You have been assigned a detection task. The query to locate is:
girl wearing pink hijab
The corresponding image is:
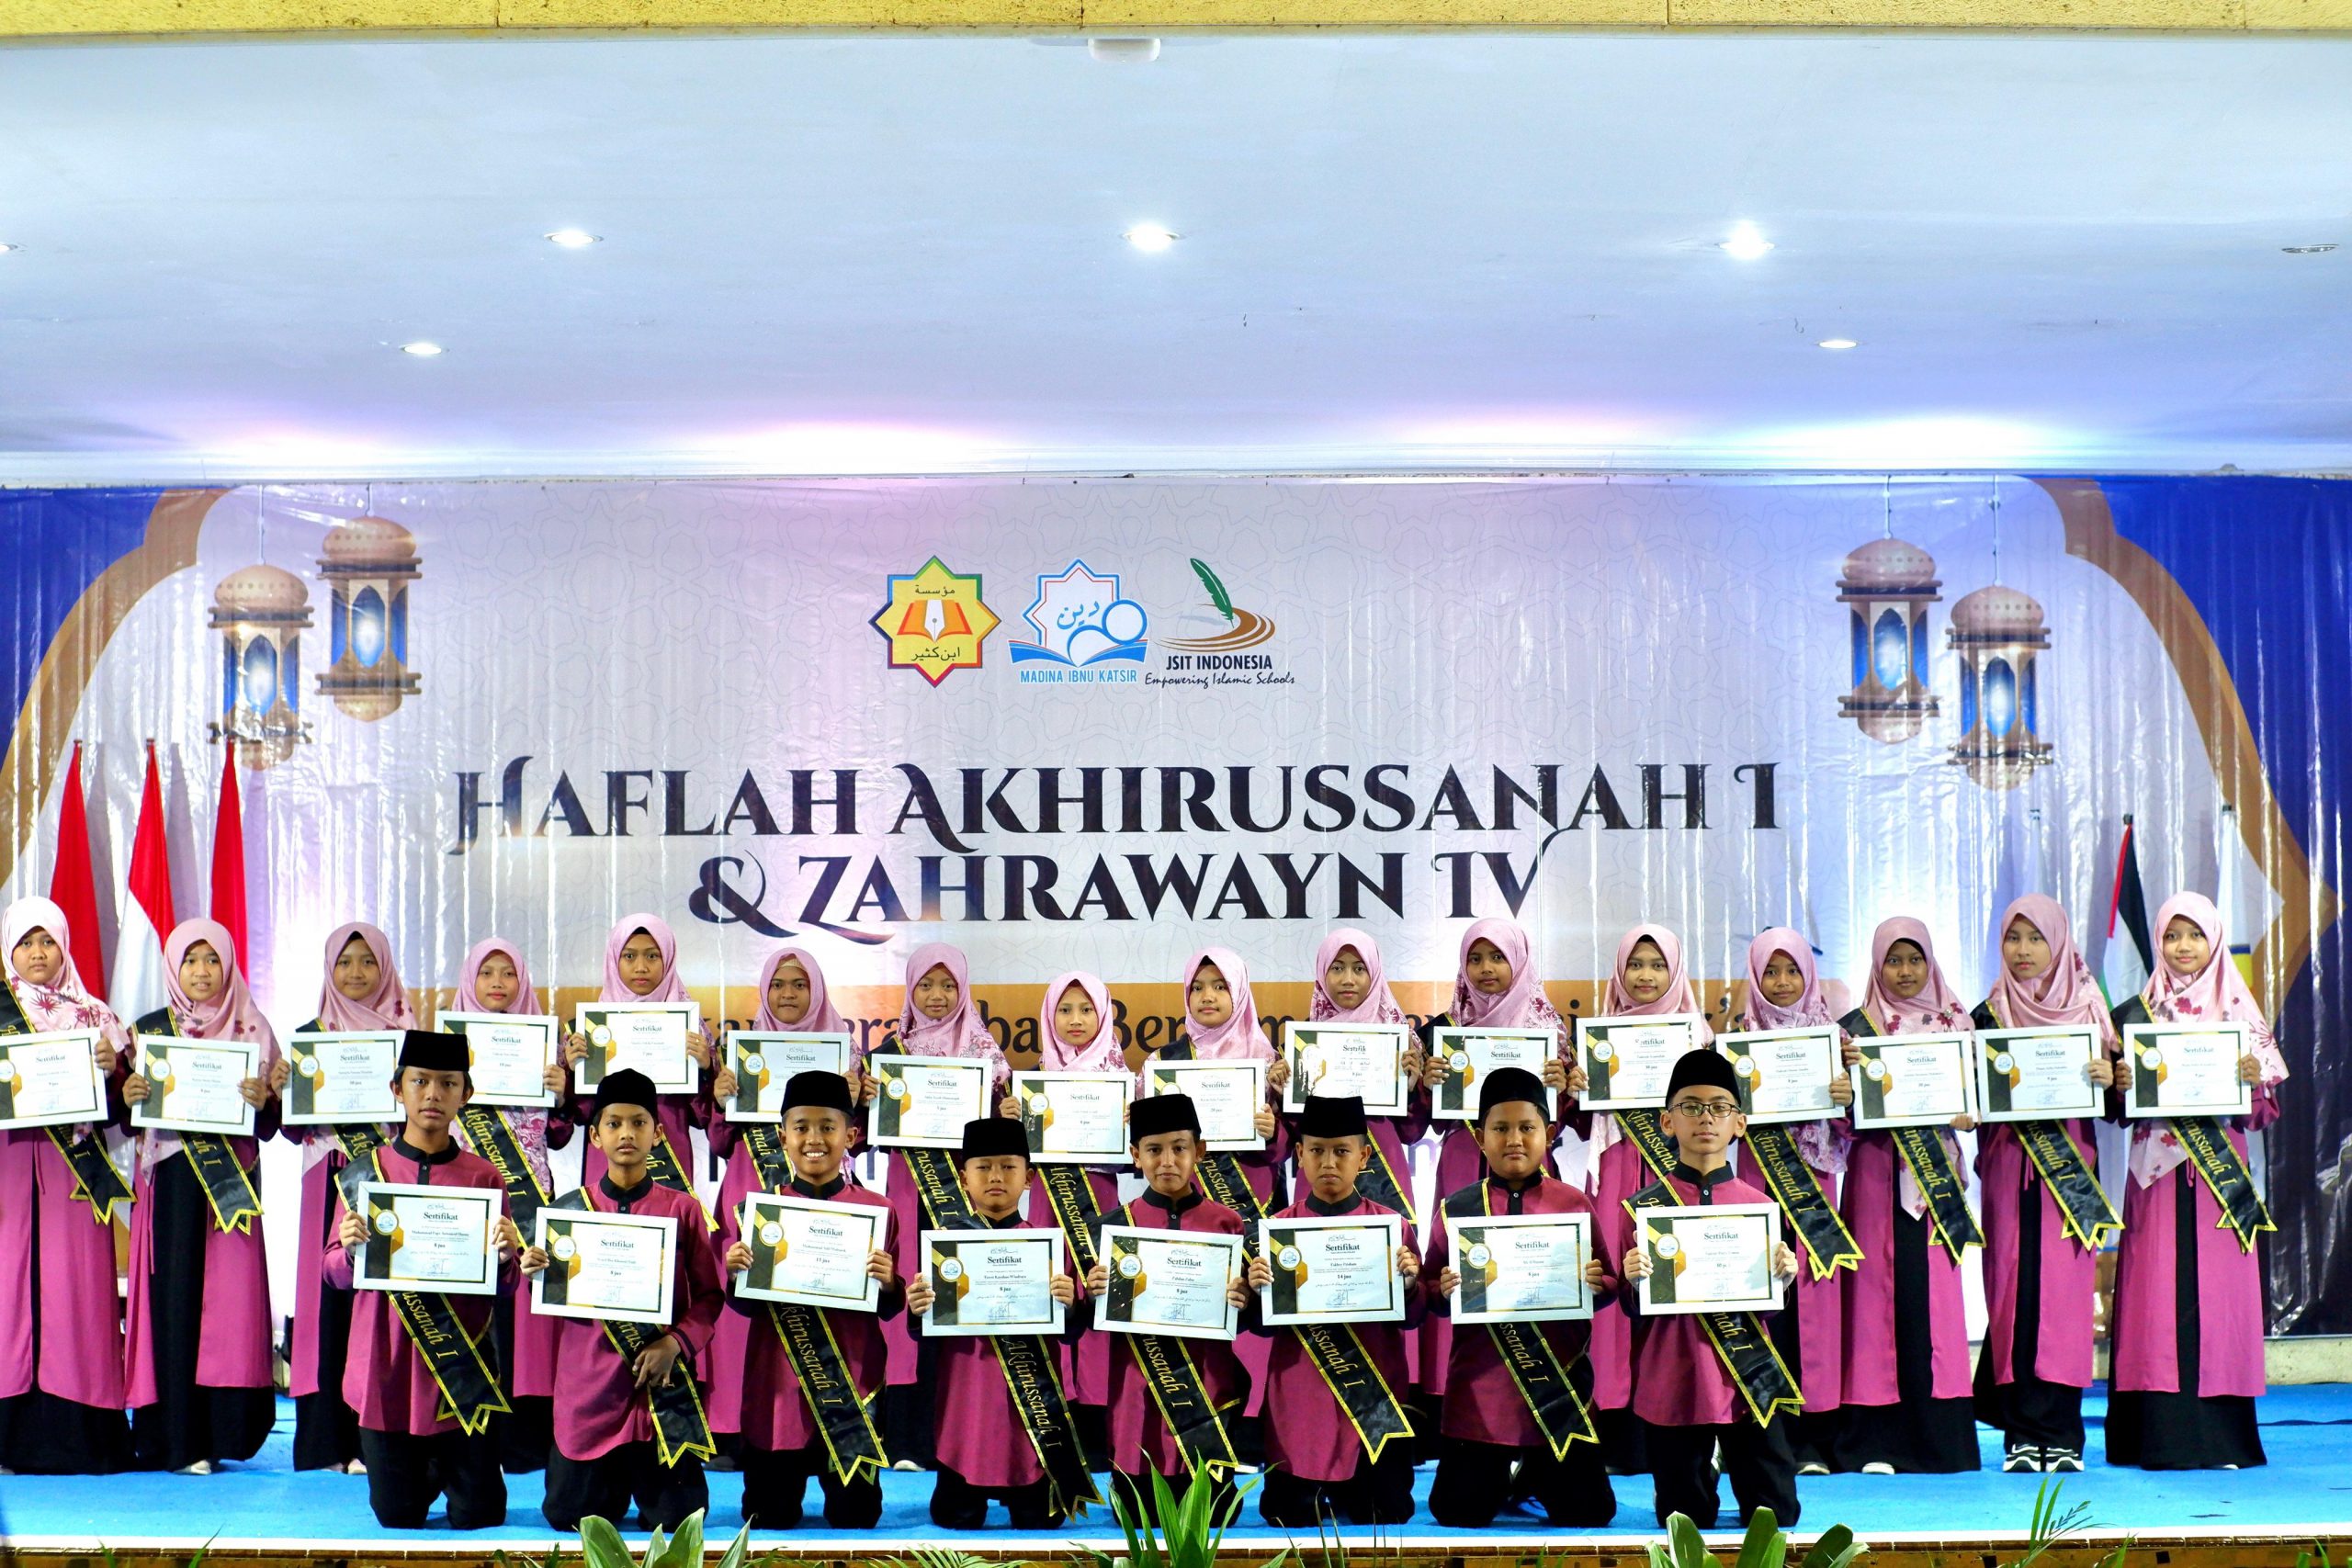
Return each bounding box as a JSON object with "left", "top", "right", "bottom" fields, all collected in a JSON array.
[
  {"left": 287, "top": 920, "right": 413, "bottom": 1472},
  {"left": 1731, "top": 927, "right": 1856, "bottom": 1475},
  {"left": 1831, "top": 917, "right": 1981, "bottom": 1474},
  {"left": 449, "top": 936, "right": 572, "bottom": 1471},
  {"left": 707, "top": 945, "right": 859, "bottom": 1442},
  {"left": 565, "top": 914, "right": 716, "bottom": 1202},
  {"left": 2105, "top": 892, "right": 2286, "bottom": 1471},
  {"left": 122, "top": 918, "right": 283, "bottom": 1475},
  {"left": 0, "top": 897, "right": 133, "bottom": 1474},
  {"left": 1585, "top": 924, "right": 1711, "bottom": 1440},
  {"left": 1298, "top": 929, "right": 1429, "bottom": 1224},
  {"left": 1967, "top": 897, "right": 2120, "bottom": 1473}
]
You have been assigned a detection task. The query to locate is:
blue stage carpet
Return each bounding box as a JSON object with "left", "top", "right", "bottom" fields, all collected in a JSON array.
[{"left": 6, "top": 1386, "right": 2351, "bottom": 1547}]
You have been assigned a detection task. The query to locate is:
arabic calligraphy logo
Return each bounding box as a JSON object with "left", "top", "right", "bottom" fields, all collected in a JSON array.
[
  {"left": 1011, "top": 558, "right": 1148, "bottom": 668},
  {"left": 1159, "top": 557, "right": 1275, "bottom": 652},
  {"left": 870, "top": 557, "right": 1000, "bottom": 686}
]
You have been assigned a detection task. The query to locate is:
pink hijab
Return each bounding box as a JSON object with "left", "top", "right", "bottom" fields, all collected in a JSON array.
[
  {"left": 1039, "top": 970, "right": 1125, "bottom": 1072},
  {"left": 455, "top": 936, "right": 542, "bottom": 1015},
  {"left": 1308, "top": 928, "right": 1407, "bottom": 1023},
  {"left": 5, "top": 896, "right": 129, "bottom": 1045},
  {"left": 1986, "top": 895, "right": 2117, "bottom": 1049},
  {"left": 1452, "top": 918, "right": 1566, "bottom": 1043},
  {"left": 1738, "top": 927, "right": 1849, "bottom": 1176},
  {"left": 602, "top": 914, "right": 690, "bottom": 1003},
  {"left": 1860, "top": 917, "right": 1972, "bottom": 1036},
  {"left": 315, "top": 921, "right": 414, "bottom": 1032},
  {"left": 755, "top": 946, "right": 851, "bottom": 1036},
  {"left": 2132, "top": 892, "right": 2288, "bottom": 1186},
  {"left": 1601, "top": 924, "right": 1713, "bottom": 1042},
  {"left": 1181, "top": 946, "right": 1268, "bottom": 1060},
  {"left": 895, "top": 944, "right": 1005, "bottom": 1085}
]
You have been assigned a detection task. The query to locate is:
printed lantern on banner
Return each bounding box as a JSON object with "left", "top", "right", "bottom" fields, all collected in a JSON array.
[
  {"left": 1836, "top": 536, "right": 1942, "bottom": 743},
  {"left": 207, "top": 564, "right": 312, "bottom": 767},
  {"left": 315, "top": 516, "right": 423, "bottom": 721},
  {"left": 1948, "top": 583, "right": 2053, "bottom": 788}
]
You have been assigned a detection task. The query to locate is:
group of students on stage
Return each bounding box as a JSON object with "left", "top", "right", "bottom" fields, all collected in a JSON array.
[{"left": 0, "top": 891, "right": 2288, "bottom": 1536}]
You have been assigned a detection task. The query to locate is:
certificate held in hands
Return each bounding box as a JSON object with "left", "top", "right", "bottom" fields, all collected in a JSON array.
[
  {"left": 353, "top": 1182, "right": 502, "bottom": 1296},
  {"left": 131, "top": 1034, "right": 260, "bottom": 1137},
  {"left": 1095, "top": 1224, "right": 1244, "bottom": 1341},
  {"left": 1635, "top": 1202, "right": 1783, "bottom": 1315},
  {"left": 0, "top": 1031, "right": 108, "bottom": 1132},
  {"left": 1975, "top": 1026, "right": 2106, "bottom": 1122},
  {"left": 1430, "top": 1027, "right": 1559, "bottom": 1120},
  {"left": 867, "top": 1054, "right": 994, "bottom": 1149},
  {"left": 1714, "top": 1025, "right": 1843, "bottom": 1124},
  {"left": 2124, "top": 1021, "right": 2254, "bottom": 1120},
  {"left": 439, "top": 1012, "right": 560, "bottom": 1108},
  {"left": 923, "top": 1228, "right": 1065, "bottom": 1335},
  {"left": 572, "top": 1002, "right": 700, "bottom": 1095},
  {"left": 1280, "top": 1023, "right": 1411, "bottom": 1116},
  {"left": 1850, "top": 1033, "right": 1975, "bottom": 1129},
  {"left": 1450, "top": 1212, "right": 1594, "bottom": 1324},
  {"left": 725, "top": 1032, "right": 853, "bottom": 1122},
  {"left": 1261, "top": 1213, "right": 1406, "bottom": 1325},
  {"left": 737, "top": 1191, "right": 887, "bottom": 1311},
  {"left": 1141, "top": 1059, "right": 1265, "bottom": 1152},
  {"left": 1577, "top": 1015, "right": 1703, "bottom": 1111},
  {"left": 1010, "top": 1071, "right": 1132, "bottom": 1162},
  {"left": 283, "top": 1031, "right": 405, "bottom": 1125},
  {"left": 533, "top": 1208, "right": 678, "bottom": 1325}
]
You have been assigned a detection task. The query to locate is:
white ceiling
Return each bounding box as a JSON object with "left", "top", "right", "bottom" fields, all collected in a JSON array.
[{"left": 2, "top": 28, "right": 2348, "bottom": 480}]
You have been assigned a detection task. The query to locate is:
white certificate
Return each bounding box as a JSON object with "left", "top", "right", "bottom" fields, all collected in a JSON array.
[
  {"left": 1450, "top": 1212, "right": 1594, "bottom": 1324},
  {"left": 533, "top": 1207, "right": 678, "bottom": 1325},
  {"left": 440, "top": 1012, "right": 560, "bottom": 1108},
  {"left": 736, "top": 1191, "right": 887, "bottom": 1311},
  {"left": 1011, "top": 1071, "right": 1133, "bottom": 1163},
  {"left": 572, "top": 1002, "right": 700, "bottom": 1095},
  {"left": 922, "top": 1227, "right": 1065, "bottom": 1336},
  {"left": 1634, "top": 1201, "right": 1784, "bottom": 1316},
  {"left": 1280, "top": 1022, "right": 1412, "bottom": 1117},
  {"left": 1850, "top": 1032, "right": 1976, "bottom": 1129},
  {"left": 1094, "top": 1224, "right": 1243, "bottom": 1341},
  {"left": 2124, "top": 1022, "right": 2255, "bottom": 1120},
  {"left": 283, "top": 1031, "right": 405, "bottom": 1126},
  {"left": 1975, "top": 1026, "right": 2107, "bottom": 1122},
  {"left": 867, "top": 1054, "right": 994, "bottom": 1149},
  {"left": 1715, "top": 1025, "right": 1844, "bottom": 1125},
  {"left": 0, "top": 1030, "right": 108, "bottom": 1132},
  {"left": 352, "top": 1181, "right": 502, "bottom": 1297},
  {"left": 1577, "top": 1014, "right": 1705, "bottom": 1111},
  {"left": 1141, "top": 1058, "right": 1266, "bottom": 1152},
  {"left": 1261, "top": 1213, "right": 1406, "bottom": 1325},
  {"left": 1430, "top": 1027, "right": 1560, "bottom": 1121},
  {"left": 724, "top": 1032, "right": 854, "bottom": 1122},
  {"left": 131, "top": 1034, "right": 258, "bottom": 1136}
]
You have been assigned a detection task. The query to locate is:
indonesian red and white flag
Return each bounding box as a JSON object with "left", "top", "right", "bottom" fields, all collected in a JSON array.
[{"left": 111, "top": 742, "right": 180, "bottom": 1021}]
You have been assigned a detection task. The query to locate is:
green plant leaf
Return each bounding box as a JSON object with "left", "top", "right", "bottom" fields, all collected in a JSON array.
[
  {"left": 1668, "top": 1513, "right": 1718, "bottom": 1568},
  {"left": 578, "top": 1515, "right": 635, "bottom": 1568},
  {"left": 647, "top": 1511, "right": 703, "bottom": 1568},
  {"left": 1734, "top": 1508, "right": 1786, "bottom": 1568},
  {"left": 708, "top": 1522, "right": 753, "bottom": 1568},
  {"left": 1795, "top": 1524, "right": 1860, "bottom": 1568}
]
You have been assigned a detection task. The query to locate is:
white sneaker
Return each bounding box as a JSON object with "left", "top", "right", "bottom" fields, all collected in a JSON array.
[
  {"left": 345, "top": 1459, "right": 369, "bottom": 1475},
  {"left": 2043, "top": 1449, "right": 2083, "bottom": 1473},
  {"left": 175, "top": 1460, "right": 216, "bottom": 1476},
  {"left": 1798, "top": 1461, "right": 1831, "bottom": 1476},
  {"left": 1860, "top": 1461, "right": 1896, "bottom": 1475}
]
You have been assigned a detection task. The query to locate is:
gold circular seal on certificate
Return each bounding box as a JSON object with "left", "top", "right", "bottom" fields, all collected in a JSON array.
[
  {"left": 0, "top": 1063, "right": 17, "bottom": 1086},
  {"left": 742, "top": 1053, "right": 765, "bottom": 1075},
  {"left": 1655, "top": 1234, "right": 1681, "bottom": 1258},
  {"left": 1028, "top": 1093, "right": 1051, "bottom": 1114},
  {"left": 2139, "top": 1046, "right": 2165, "bottom": 1069},
  {"left": 887, "top": 1078, "right": 910, "bottom": 1100},
  {"left": 1591, "top": 1042, "right": 1617, "bottom": 1064},
  {"left": 1992, "top": 1052, "right": 2017, "bottom": 1074},
  {"left": 1447, "top": 1050, "right": 1470, "bottom": 1071},
  {"left": 1276, "top": 1245, "right": 1302, "bottom": 1269},
  {"left": 375, "top": 1209, "right": 399, "bottom": 1235},
  {"left": 1734, "top": 1055, "right": 1757, "bottom": 1077},
  {"left": 1465, "top": 1243, "right": 1491, "bottom": 1269},
  {"left": 591, "top": 1026, "right": 613, "bottom": 1046},
  {"left": 1864, "top": 1059, "right": 1890, "bottom": 1081},
  {"left": 297, "top": 1055, "right": 320, "bottom": 1077},
  {"left": 552, "top": 1235, "right": 578, "bottom": 1260},
  {"left": 759, "top": 1222, "right": 784, "bottom": 1247},
  {"left": 939, "top": 1258, "right": 966, "bottom": 1281},
  {"left": 1117, "top": 1253, "right": 1143, "bottom": 1279}
]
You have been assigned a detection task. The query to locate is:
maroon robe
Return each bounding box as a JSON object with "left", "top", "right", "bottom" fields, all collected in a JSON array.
[
  {"left": 322, "top": 1139, "right": 517, "bottom": 1435},
  {"left": 547, "top": 1175, "right": 724, "bottom": 1461},
  {"left": 1586, "top": 1134, "right": 1649, "bottom": 1410},
  {"left": 1425, "top": 1172, "right": 1615, "bottom": 1448},
  {"left": 1255, "top": 1191, "right": 1423, "bottom": 1483},
  {"left": 1, "top": 1125, "right": 130, "bottom": 1415},
  {"left": 1085, "top": 1188, "right": 1249, "bottom": 1477},
  {"left": 913, "top": 1208, "right": 1075, "bottom": 1487},
  {"left": 727, "top": 1172, "right": 899, "bottom": 1453},
  {"left": 1975, "top": 1118, "right": 2100, "bottom": 1388},
  {"left": 1609, "top": 1162, "right": 1776, "bottom": 1427}
]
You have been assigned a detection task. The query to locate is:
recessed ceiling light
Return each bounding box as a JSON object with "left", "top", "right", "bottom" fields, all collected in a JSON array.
[
  {"left": 1088, "top": 37, "right": 1159, "bottom": 62},
  {"left": 400, "top": 341, "right": 445, "bottom": 357},
  {"left": 1719, "top": 223, "right": 1774, "bottom": 261},
  {"left": 1818, "top": 338, "right": 1858, "bottom": 351},
  {"left": 1125, "top": 224, "right": 1178, "bottom": 253},
  {"left": 544, "top": 229, "right": 602, "bottom": 248},
  {"left": 2282, "top": 243, "right": 2338, "bottom": 254},
  {"left": 0, "top": 243, "right": 20, "bottom": 254}
]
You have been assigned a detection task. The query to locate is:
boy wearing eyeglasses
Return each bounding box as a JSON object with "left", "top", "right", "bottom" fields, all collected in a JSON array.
[{"left": 1616, "top": 1050, "right": 1804, "bottom": 1529}]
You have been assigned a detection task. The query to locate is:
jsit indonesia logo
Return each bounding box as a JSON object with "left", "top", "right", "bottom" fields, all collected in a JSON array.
[
  {"left": 1009, "top": 558, "right": 1148, "bottom": 684},
  {"left": 1151, "top": 558, "right": 1291, "bottom": 689}
]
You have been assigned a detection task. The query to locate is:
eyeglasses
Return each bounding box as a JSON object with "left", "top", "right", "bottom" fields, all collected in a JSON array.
[{"left": 1669, "top": 1100, "right": 1742, "bottom": 1121}]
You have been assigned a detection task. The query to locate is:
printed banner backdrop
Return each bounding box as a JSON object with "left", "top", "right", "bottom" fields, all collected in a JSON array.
[{"left": 0, "top": 474, "right": 2343, "bottom": 1332}]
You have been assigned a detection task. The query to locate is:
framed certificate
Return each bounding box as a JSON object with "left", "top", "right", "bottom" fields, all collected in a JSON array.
[
  {"left": 1095, "top": 1224, "right": 1243, "bottom": 1341},
  {"left": 1849, "top": 1033, "right": 1976, "bottom": 1130},
  {"left": 1261, "top": 1213, "right": 1406, "bottom": 1325},
  {"left": 1450, "top": 1211, "right": 1594, "bottom": 1324},
  {"left": 724, "top": 1032, "right": 854, "bottom": 1122},
  {"left": 2123, "top": 1022, "right": 2254, "bottom": 1121},
  {"left": 1577, "top": 1014, "right": 1704, "bottom": 1111},
  {"left": 131, "top": 1034, "right": 259, "bottom": 1137},
  {"left": 440, "top": 1012, "right": 560, "bottom": 1108},
  {"left": 736, "top": 1191, "right": 887, "bottom": 1311},
  {"left": 867, "top": 1055, "right": 995, "bottom": 1149},
  {"left": 922, "top": 1227, "right": 1066, "bottom": 1336},
  {"left": 0, "top": 1030, "right": 108, "bottom": 1132},
  {"left": 572, "top": 1002, "right": 700, "bottom": 1095},
  {"left": 1430, "top": 1027, "right": 1559, "bottom": 1120},
  {"left": 1975, "top": 1026, "right": 2107, "bottom": 1122},
  {"left": 1280, "top": 1022, "right": 1412, "bottom": 1117},
  {"left": 1635, "top": 1201, "right": 1783, "bottom": 1316},
  {"left": 533, "top": 1207, "right": 678, "bottom": 1325},
  {"left": 352, "top": 1181, "right": 502, "bottom": 1297},
  {"left": 1011, "top": 1070, "right": 1133, "bottom": 1163},
  {"left": 1715, "top": 1025, "right": 1843, "bottom": 1125},
  {"left": 1141, "top": 1059, "right": 1265, "bottom": 1152},
  {"left": 283, "top": 1031, "right": 405, "bottom": 1126}
]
